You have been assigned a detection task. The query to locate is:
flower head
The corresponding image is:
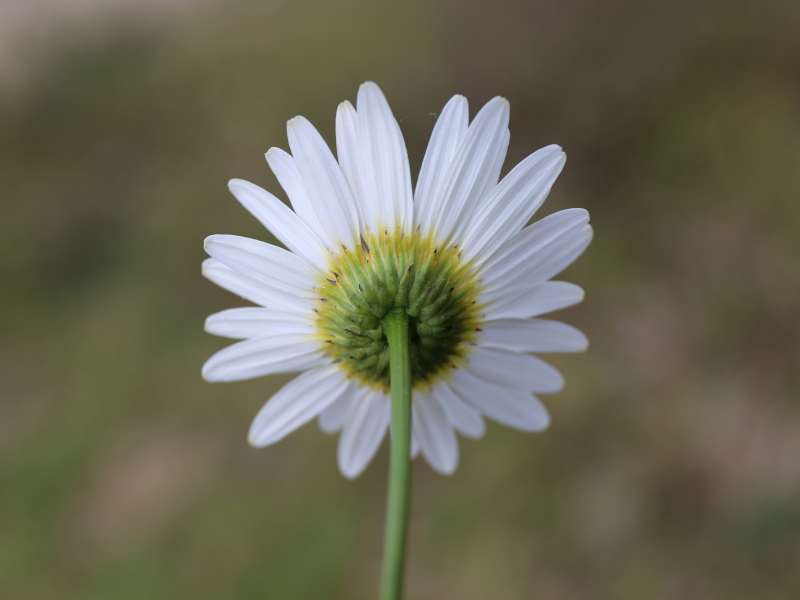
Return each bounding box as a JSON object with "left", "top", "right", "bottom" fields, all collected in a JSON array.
[{"left": 203, "top": 82, "right": 592, "bottom": 478}]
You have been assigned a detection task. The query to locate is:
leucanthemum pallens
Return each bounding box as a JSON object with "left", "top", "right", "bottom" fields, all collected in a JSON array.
[{"left": 202, "top": 82, "right": 592, "bottom": 479}]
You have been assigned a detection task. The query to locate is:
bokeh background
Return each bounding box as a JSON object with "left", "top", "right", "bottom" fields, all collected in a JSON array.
[{"left": 3, "top": 0, "right": 799, "bottom": 598}]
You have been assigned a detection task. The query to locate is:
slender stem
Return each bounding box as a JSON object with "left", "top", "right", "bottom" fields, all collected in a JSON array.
[{"left": 380, "top": 309, "right": 412, "bottom": 600}]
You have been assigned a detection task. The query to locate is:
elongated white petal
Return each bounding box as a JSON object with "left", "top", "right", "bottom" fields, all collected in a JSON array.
[
  {"left": 340, "top": 106, "right": 381, "bottom": 229},
  {"left": 413, "top": 392, "right": 459, "bottom": 474},
  {"left": 203, "top": 258, "right": 268, "bottom": 307},
  {"left": 450, "top": 369, "right": 550, "bottom": 432},
  {"left": 205, "top": 307, "right": 314, "bottom": 340},
  {"left": 479, "top": 319, "right": 588, "bottom": 353},
  {"left": 202, "top": 336, "right": 326, "bottom": 382},
  {"left": 318, "top": 384, "right": 364, "bottom": 433},
  {"left": 248, "top": 366, "right": 348, "bottom": 447},
  {"left": 480, "top": 208, "right": 588, "bottom": 274},
  {"left": 521, "top": 225, "right": 592, "bottom": 284},
  {"left": 450, "top": 127, "right": 510, "bottom": 244},
  {"left": 414, "top": 95, "right": 469, "bottom": 233},
  {"left": 338, "top": 391, "right": 390, "bottom": 479},
  {"left": 202, "top": 258, "right": 311, "bottom": 312},
  {"left": 335, "top": 101, "right": 369, "bottom": 229},
  {"left": 287, "top": 116, "right": 360, "bottom": 248},
  {"left": 468, "top": 346, "right": 564, "bottom": 393},
  {"left": 204, "top": 235, "right": 316, "bottom": 298},
  {"left": 483, "top": 228, "right": 593, "bottom": 306},
  {"left": 202, "top": 260, "right": 312, "bottom": 313},
  {"left": 431, "top": 382, "right": 485, "bottom": 438},
  {"left": 483, "top": 280, "right": 585, "bottom": 320},
  {"left": 462, "top": 145, "right": 566, "bottom": 264},
  {"left": 355, "top": 82, "right": 413, "bottom": 232},
  {"left": 264, "top": 147, "right": 329, "bottom": 245},
  {"left": 227, "top": 179, "right": 329, "bottom": 271},
  {"left": 429, "top": 97, "right": 510, "bottom": 245},
  {"left": 480, "top": 208, "right": 590, "bottom": 287}
]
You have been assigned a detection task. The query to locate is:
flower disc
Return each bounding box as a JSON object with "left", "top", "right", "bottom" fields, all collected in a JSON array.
[{"left": 315, "top": 229, "right": 483, "bottom": 391}]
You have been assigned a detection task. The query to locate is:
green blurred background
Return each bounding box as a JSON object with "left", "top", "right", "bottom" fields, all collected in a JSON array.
[{"left": 2, "top": 0, "right": 799, "bottom": 598}]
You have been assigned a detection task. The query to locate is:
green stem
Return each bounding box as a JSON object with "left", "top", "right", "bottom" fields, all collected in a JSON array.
[{"left": 380, "top": 309, "right": 412, "bottom": 600}]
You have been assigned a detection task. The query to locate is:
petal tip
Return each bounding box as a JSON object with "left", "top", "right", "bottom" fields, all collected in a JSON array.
[
  {"left": 489, "top": 96, "right": 510, "bottom": 113},
  {"left": 202, "top": 316, "right": 214, "bottom": 335},
  {"left": 264, "top": 147, "right": 281, "bottom": 161},
  {"left": 338, "top": 461, "right": 362, "bottom": 480},
  {"left": 201, "top": 258, "right": 219, "bottom": 277},
  {"left": 286, "top": 116, "right": 311, "bottom": 138},
  {"left": 577, "top": 334, "right": 590, "bottom": 352},
  {"left": 433, "top": 462, "right": 458, "bottom": 476},
  {"left": 359, "top": 80, "right": 383, "bottom": 93},
  {"left": 287, "top": 115, "right": 310, "bottom": 129},
  {"left": 247, "top": 427, "right": 265, "bottom": 448},
  {"left": 201, "top": 361, "right": 217, "bottom": 382},
  {"left": 227, "top": 178, "right": 247, "bottom": 191},
  {"left": 202, "top": 235, "right": 216, "bottom": 253}
]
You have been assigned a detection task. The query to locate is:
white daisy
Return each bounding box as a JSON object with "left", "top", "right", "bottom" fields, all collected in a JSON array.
[{"left": 202, "top": 81, "right": 591, "bottom": 479}]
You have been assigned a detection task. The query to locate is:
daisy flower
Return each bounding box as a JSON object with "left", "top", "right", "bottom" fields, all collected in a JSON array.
[{"left": 202, "top": 81, "right": 591, "bottom": 479}]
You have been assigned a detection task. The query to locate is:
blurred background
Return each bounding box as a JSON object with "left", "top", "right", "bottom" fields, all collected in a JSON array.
[{"left": 2, "top": 0, "right": 799, "bottom": 598}]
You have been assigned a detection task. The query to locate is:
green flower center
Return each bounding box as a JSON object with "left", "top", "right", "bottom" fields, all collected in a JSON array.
[{"left": 314, "top": 228, "right": 483, "bottom": 391}]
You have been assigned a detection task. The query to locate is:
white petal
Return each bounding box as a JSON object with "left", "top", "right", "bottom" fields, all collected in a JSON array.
[
  {"left": 227, "top": 179, "right": 329, "bottom": 271},
  {"left": 205, "top": 307, "right": 314, "bottom": 340},
  {"left": 413, "top": 392, "right": 459, "bottom": 474},
  {"left": 480, "top": 208, "right": 590, "bottom": 290},
  {"left": 248, "top": 366, "right": 348, "bottom": 447},
  {"left": 450, "top": 127, "right": 510, "bottom": 243},
  {"left": 520, "top": 224, "right": 592, "bottom": 283},
  {"left": 467, "top": 346, "right": 564, "bottom": 393},
  {"left": 338, "top": 391, "right": 390, "bottom": 479},
  {"left": 355, "top": 81, "right": 413, "bottom": 232},
  {"left": 339, "top": 105, "right": 382, "bottom": 229},
  {"left": 318, "top": 383, "right": 364, "bottom": 433},
  {"left": 264, "top": 147, "right": 329, "bottom": 246},
  {"left": 414, "top": 95, "right": 469, "bottom": 234},
  {"left": 335, "top": 100, "right": 369, "bottom": 229},
  {"left": 411, "top": 429, "right": 420, "bottom": 458},
  {"left": 202, "top": 335, "right": 326, "bottom": 382},
  {"left": 450, "top": 369, "right": 551, "bottom": 432},
  {"left": 462, "top": 145, "right": 566, "bottom": 264},
  {"left": 479, "top": 319, "right": 588, "bottom": 353},
  {"left": 204, "top": 235, "right": 317, "bottom": 298},
  {"left": 287, "top": 116, "right": 360, "bottom": 248},
  {"left": 430, "top": 381, "right": 485, "bottom": 439},
  {"left": 202, "top": 258, "right": 311, "bottom": 312},
  {"left": 428, "top": 97, "right": 510, "bottom": 245},
  {"left": 483, "top": 227, "right": 592, "bottom": 306},
  {"left": 483, "top": 280, "right": 585, "bottom": 320},
  {"left": 202, "top": 259, "right": 312, "bottom": 312}
]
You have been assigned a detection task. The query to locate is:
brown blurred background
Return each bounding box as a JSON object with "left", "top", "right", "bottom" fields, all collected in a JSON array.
[{"left": 2, "top": 1, "right": 799, "bottom": 598}]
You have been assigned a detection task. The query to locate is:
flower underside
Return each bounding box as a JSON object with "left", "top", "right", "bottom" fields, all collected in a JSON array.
[{"left": 315, "top": 228, "right": 483, "bottom": 392}]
